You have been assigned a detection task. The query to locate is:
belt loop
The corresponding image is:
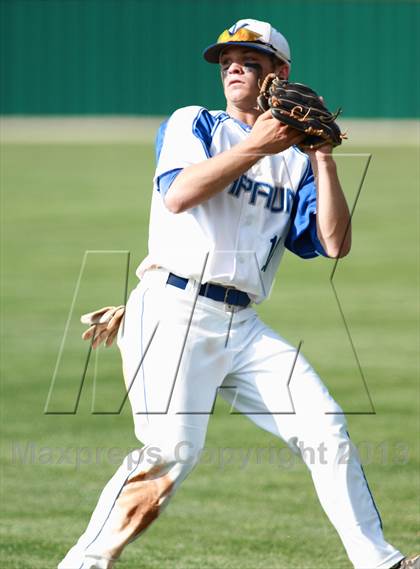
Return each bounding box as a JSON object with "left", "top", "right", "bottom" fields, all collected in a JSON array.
[
  {"left": 185, "top": 276, "right": 193, "bottom": 293},
  {"left": 224, "top": 287, "right": 230, "bottom": 304},
  {"left": 204, "top": 281, "right": 210, "bottom": 297}
]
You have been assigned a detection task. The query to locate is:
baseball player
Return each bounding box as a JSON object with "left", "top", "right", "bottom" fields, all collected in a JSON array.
[{"left": 58, "top": 18, "right": 418, "bottom": 569}]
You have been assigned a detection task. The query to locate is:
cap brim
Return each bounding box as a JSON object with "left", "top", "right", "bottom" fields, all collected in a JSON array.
[{"left": 203, "top": 41, "right": 289, "bottom": 65}]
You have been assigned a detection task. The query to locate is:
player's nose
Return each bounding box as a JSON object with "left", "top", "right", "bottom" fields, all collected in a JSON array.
[{"left": 227, "top": 62, "right": 244, "bottom": 74}]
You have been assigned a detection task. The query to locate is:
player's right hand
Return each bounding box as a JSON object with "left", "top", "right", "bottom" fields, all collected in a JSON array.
[
  {"left": 81, "top": 305, "right": 125, "bottom": 349},
  {"left": 247, "top": 109, "right": 305, "bottom": 155}
]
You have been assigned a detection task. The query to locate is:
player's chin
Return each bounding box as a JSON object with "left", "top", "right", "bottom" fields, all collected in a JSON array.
[{"left": 226, "top": 87, "right": 258, "bottom": 105}]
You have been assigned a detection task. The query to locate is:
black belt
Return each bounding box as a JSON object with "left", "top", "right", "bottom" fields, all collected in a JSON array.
[{"left": 166, "top": 273, "right": 251, "bottom": 307}]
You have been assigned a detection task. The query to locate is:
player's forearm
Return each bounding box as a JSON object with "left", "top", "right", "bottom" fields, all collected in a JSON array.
[
  {"left": 164, "top": 140, "right": 261, "bottom": 213},
  {"left": 311, "top": 155, "right": 352, "bottom": 258}
]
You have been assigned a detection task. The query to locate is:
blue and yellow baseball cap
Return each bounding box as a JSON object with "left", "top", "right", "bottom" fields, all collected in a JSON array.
[{"left": 203, "top": 18, "right": 291, "bottom": 68}]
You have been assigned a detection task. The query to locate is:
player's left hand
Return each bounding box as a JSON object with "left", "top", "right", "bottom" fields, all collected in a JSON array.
[{"left": 81, "top": 305, "right": 125, "bottom": 349}]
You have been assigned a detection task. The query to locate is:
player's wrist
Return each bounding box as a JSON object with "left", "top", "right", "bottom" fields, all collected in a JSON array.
[{"left": 309, "top": 152, "right": 337, "bottom": 170}]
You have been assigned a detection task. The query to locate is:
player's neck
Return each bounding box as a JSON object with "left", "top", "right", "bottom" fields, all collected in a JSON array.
[{"left": 226, "top": 103, "right": 260, "bottom": 127}]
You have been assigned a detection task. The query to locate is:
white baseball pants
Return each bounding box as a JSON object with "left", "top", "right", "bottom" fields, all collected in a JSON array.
[{"left": 58, "top": 269, "right": 403, "bottom": 569}]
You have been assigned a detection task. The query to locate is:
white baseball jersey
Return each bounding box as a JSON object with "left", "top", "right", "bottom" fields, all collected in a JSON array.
[{"left": 137, "top": 105, "right": 327, "bottom": 303}]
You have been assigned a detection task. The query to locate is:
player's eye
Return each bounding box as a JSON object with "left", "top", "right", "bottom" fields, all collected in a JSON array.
[{"left": 243, "top": 61, "right": 263, "bottom": 73}]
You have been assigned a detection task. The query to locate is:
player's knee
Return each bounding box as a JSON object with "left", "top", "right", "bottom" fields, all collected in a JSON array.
[
  {"left": 296, "top": 421, "right": 352, "bottom": 469},
  {"left": 304, "top": 413, "right": 348, "bottom": 443}
]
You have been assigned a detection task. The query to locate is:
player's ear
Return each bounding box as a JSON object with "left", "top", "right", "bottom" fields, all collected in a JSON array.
[
  {"left": 270, "top": 55, "right": 289, "bottom": 80},
  {"left": 276, "top": 63, "right": 289, "bottom": 80}
]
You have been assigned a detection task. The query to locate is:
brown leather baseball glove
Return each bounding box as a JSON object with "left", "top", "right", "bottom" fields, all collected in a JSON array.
[{"left": 257, "top": 74, "right": 346, "bottom": 150}]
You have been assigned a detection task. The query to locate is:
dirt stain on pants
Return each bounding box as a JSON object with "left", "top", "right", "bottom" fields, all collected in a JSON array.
[{"left": 102, "top": 465, "right": 174, "bottom": 559}]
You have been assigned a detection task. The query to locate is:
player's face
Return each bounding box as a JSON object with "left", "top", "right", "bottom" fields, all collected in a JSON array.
[{"left": 220, "top": 47, "right": 288, "bottom": 108}]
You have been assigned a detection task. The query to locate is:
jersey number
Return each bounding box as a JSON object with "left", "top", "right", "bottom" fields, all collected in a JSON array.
[{"left": 261, "top": 234, "right": 282, "bottom": 272}]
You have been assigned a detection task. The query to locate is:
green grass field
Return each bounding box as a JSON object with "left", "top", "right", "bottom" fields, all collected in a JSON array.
[{"left": 1, "top": 139, "right": 419, "bottom": 568}]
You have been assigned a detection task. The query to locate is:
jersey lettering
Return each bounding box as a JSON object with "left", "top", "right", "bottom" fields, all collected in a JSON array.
[{"left": 228, "top": 174, "right": 294, "bottom": 214}]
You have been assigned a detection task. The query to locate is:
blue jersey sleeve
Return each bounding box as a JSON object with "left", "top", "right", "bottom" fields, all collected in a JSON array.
[
  {"left": 285, "top": 160, "right": 328, "bottom": 259},
  {"left": 154, "top": 106, "right": 218, "bottom": 196}
]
